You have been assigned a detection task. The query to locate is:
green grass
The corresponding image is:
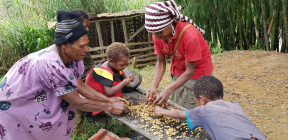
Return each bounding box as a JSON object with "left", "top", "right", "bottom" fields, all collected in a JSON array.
[
  {"left": 130, "top": 63, "right": 172, "bottom": 93},
  {"left": 0, "top": 0, "right": 162, "bottom": 75},
  {"left": 0, "top": 75, "right": 4, "bottom": 81},
  {"left": 71, "top": 116, "right": 132, "bottom": 140}
]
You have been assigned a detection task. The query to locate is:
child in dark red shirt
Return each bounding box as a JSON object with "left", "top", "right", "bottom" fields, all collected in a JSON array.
[{"left": 85, "top": 42, "right": 134, "bottom": 117}]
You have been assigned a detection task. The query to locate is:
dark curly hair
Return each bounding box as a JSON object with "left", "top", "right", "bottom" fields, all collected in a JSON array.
[
  {"left": 193, "top": 76, "right": 223, "bottom": 100},
  {"left": 106, "top": 42, "right": 130, "bottom": 61}
]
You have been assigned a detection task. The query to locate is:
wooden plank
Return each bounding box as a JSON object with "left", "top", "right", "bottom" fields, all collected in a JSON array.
[
  {"left": 122, "top": 19, "right": 128, "bottom": 44},
  {"left": 126, "top": 42, "right": 152, "bottom": 46},
  {"left": 89, "top": 15, "right": 144, "bottom": 23},
  {"left": 93, "top": 59, "right": 104, "bottom": 64},
  {"left": 89, "top": 42, "right": 153, "bottom": 52},
  {"left": 136, "top": 56, "right": 157, "bottom": 63},
  {"left": 110, "top": 21, "right": 115, "bottom": 43},
  {"left": 130, "top": 52, "right": 156, "bottom": 59},
  {"left": 128, "top": 25, "right": 145, "bottom": 42},
  {"left": 91, "top": 53, "right": 106, "bottom": 59},
  {"left": 95, "top": 22, "right": 105, "bottom": 59},
  {"left": 89, "top": 46, "right": 109, "bottom": 52},
  {"left": 129, "top": 46, "right": 154, "bottom": 53},
  {"left": 105, "top": 91, "right": 211, "bottom": 140}
]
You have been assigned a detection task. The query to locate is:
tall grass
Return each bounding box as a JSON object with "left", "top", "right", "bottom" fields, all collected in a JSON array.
[
  {"left": 0, "top": 1, "right": 55, "bottom": 75},
  {"left": 0, "top": 0, "right": 161, "bottom": 75},
  {"left": 36, "top": 0, "right": 160, "bottom": 21}
]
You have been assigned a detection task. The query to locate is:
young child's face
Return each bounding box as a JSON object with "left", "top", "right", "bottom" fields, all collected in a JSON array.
[{"left": 110, "top": 55, "right": 129, "bottom": 71}]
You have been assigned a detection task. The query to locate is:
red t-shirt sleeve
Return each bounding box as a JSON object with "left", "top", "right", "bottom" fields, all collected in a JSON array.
[
  {"left": 152, "top": 35, "right": 163, "bottom": 55},
  {"left": 184, "top": 36, "right": 202, "bottom": 62}
]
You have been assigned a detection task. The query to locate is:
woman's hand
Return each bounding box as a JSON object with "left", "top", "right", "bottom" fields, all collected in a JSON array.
[
  {"left": 146, "top": 87, "right": 157, "bottom": 101},
  {"left": 122, "top": 75, "right": 134, "bottom": 86},
  {"left": 154, "top": 106, "right": 165, "bottom": 116},
  {"left": 153, "top": 87, "right": 172, "bottom": 106},
  {"left": 109, "top": 101, "right": 128, "bottom": 115}
]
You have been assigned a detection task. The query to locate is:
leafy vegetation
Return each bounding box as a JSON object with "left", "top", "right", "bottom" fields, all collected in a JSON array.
[
  {"left": 0, "top": 0, "right": 160, "bottom": 75},
  {"left": 0, "top": 75, "right": 4, "bottom": 81},
  {"left": 175, "top": 0, "right": 288, "bottom": 53}
]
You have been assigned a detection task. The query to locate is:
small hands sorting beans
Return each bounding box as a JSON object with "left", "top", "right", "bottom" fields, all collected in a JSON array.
[{"left": 126, "top": 100, "right": 206, "bottom": 140}]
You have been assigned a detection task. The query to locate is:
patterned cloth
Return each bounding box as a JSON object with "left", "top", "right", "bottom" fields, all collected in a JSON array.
[
  {"left": 145, "top": 0, "right": 205, "bottom": 34},
  {"left": 54, "top": 10, "right": 87, "bottom": 45},
  {"left": 0, "top": 48, "right": 84, "bottom": 140}
]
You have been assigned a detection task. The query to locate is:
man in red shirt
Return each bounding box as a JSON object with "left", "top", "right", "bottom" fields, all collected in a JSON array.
[{"left": 145, "top": 0, "right": 213, "bottom": 109}]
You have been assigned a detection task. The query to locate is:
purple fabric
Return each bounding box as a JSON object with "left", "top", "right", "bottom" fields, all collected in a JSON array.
[
  {"left": 187, "top": 100, "right": 267, "bottom": 140},
  {"left": 0, "top": 48, "right": 84, "bottom": 140}
]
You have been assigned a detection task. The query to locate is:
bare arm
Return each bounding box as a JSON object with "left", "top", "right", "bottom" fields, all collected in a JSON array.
[
  {"left": 153, "top": 61, "right": 195, "bottom": 105},
  {"left": 60, "top": 90, "right": 128, "bottom": 114},
  {"left": 152, "top": 54, "right": 166, "bottom": 89},
  {"left": 77, "top": 79, "right": 110, "bottom": 102},
  {"left": 154, "top": 106, "right": 186, "bottom": 119},
  {"left": 146, "top": 54, "right": 166, "bottom": 101},
  {"left": 167, "top": 61, "right": 195, "bottom": 91},
  {"left": 103, "top": 75, "right": 134, "bottom": 96}
]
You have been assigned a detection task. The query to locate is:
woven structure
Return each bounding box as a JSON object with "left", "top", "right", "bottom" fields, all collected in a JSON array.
[{"left": 87, "top": 10, "right": 164, "bottom": 68}]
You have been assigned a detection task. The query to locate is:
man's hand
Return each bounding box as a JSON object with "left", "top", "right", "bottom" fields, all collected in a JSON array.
[
  {"left": 153, "top": 87, "right": 172, "bottom": 105},
  {"left": 146, "top": 87, "right": 157, "bottom": 101}
]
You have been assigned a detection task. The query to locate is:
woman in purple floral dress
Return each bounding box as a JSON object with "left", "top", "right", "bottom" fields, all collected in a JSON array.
[{"left": 0, "top": 11, "right": 128, "bottom": 140}]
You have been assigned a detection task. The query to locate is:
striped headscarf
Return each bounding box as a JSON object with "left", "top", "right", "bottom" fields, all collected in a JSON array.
[
  {"left": 54, "top": 10, "right": 87, "bottom": 45},
  {"left": 145, "top": 0, "right": 205, "bottom": 34}
]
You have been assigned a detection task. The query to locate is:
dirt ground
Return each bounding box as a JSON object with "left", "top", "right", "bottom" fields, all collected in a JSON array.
[{"left": 140, "top": 50, "right": 288, "bottom": 140}]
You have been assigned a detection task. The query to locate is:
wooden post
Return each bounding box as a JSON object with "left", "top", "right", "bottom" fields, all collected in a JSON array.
[
  {"left": 148, "top": 32, "right": 152, "bottom": 53},
  {"left": 132, "top": 57, "right": 137, "bottom": 68},
  {"left": 122, "top": 19, "right": 128, "bottom": 44},
  {"left": 110, "top": 21, "right": 115, "bottom": 43},
  {"left": 96, "top": 22, "right": 105, "bottom": 60}
]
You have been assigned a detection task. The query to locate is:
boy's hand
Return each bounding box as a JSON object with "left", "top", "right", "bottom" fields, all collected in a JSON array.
[
  {"left": 123, "top": 75, "right": 134, "bottom": 86},
  {"left": 154, "top": 106, "right": 165, "bottom": 116},
  {"left": 129, "top": 75, "right": 134, "bottom": 82}
]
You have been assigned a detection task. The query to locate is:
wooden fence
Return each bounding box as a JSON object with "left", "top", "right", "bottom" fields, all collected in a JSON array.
[{"left": 87, "top": 10, "right": 169, "bottom": 68}]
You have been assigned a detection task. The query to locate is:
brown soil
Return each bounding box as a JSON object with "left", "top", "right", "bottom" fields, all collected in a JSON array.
[{"left": 140, "top": 50, "right": 288, "bottom": 140}]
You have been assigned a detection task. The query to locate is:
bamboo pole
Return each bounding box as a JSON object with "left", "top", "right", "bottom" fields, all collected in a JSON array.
[
  {"left": 261, "top": 4, "right": 269, "bottom": 51},
  {"left": 250, "top": 0, "right": 261, "bottom": 48},
  {"left": 213, "top": 0, "right": 225, "bottom": 49},
  {"left": 282, "top": 0, "right": 288, "bottom": 53}
]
